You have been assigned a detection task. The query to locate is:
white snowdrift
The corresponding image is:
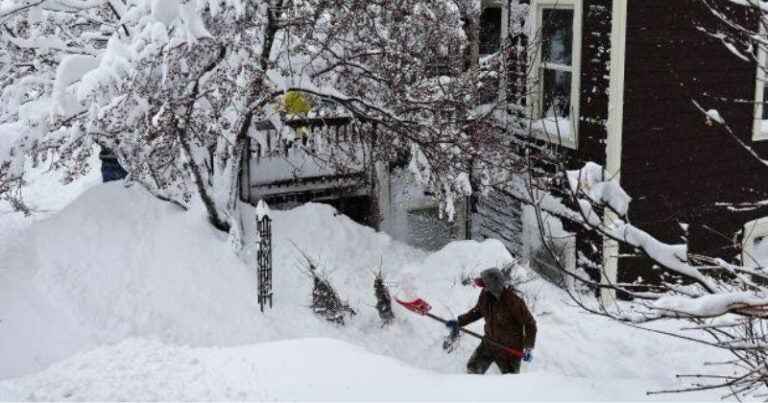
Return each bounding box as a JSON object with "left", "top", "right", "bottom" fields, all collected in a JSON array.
[
  {"left": 0, "top": 337, "right": 681, "bottom": 402},
  {"left": 0, "top": 182, "right": 733, "bottom": 400},
  {"left": 1, "top": 181, "right": 427, "bottom": 379},
  {"left": 1, "top": 183, "right": 262, "bottom": 378}
]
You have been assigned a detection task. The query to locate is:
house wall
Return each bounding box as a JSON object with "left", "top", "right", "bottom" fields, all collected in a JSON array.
[
  {"left": 471, "top": 187, "right": 524, "bottom": 256},
  {"left": 379, "top": 167, "right": 467, "bottom": 251},
  {"left": 570, "top": 0, "right": 613, "bottom": 284},
  {"left": 617, "top": 0, "right": 768, "bottom": 283},
  {"left": 574, "top": 0, "right": 612, "bottom": 166},
  {"left": 471, "top": 0, "right": 612, "bottom": 271}
]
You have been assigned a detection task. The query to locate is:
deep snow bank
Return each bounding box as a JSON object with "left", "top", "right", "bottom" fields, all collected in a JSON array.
[
  {"left": 1, "top": 183, "right": 262, "bottom": 378},
  {"left": 0, "top": 337, "right": 689, "bottom": 402},
  {"left": 0, "top": 182, "right": 732, "bottom": 401},
  {"left": 2, "top": 182, "right": 465, "bottom": 378},
  {"left": 29, "top": 183, "right": 261, "bottom": 345},
  {"left": 0, "top": 153, "right": 101, "bottom": 379}
]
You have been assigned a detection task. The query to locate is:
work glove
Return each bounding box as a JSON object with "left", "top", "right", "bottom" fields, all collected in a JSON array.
[
  {"left": 523, "top": 348, "right": 533, "bottom": 363},
  {"left": 446, "top": 319, "right": 460, "bottom": 337}
]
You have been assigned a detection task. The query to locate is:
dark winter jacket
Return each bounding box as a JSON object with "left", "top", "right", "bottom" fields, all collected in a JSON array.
[{"left": 458, "top": 288, "right": 537, "bottom": 356}]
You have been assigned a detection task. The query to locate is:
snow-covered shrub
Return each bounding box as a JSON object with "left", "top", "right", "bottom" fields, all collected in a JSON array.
[
  {"left": 310, "top": 271, "right": 356, "bottom": 326},
  {"left": 294, "top": 248, "right": 355, "bottom": 325},
  {"left": 373, "top": 271, "right": 394, "bottom": 327}
]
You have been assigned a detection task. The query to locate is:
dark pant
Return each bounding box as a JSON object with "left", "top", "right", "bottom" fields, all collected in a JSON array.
[
  {"left": 466, "top": 342, "right": 521, "bottom": 374},
  {"left": 101, "top": 161, "right": 127, "bottom": 182}
]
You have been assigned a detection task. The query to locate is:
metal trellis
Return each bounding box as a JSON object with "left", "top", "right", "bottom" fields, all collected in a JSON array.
[{"left": 257, "top": 214, "right": 273, "bottom": 312}]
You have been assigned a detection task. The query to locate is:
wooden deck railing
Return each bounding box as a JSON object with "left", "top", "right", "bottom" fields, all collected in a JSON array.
[{"left": 241, "top": 117, "right": 376, "bottom": 203}]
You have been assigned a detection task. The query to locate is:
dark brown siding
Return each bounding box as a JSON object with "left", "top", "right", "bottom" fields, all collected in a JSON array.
[
  {"left": 618, "top": 0, "right": 768, "bottom": 283},
  {"left": 571, "top": 0, "right": 613, "bottom": 281},
  {"left": 576, "top": 0, "right": 613, "bottom": 166}
]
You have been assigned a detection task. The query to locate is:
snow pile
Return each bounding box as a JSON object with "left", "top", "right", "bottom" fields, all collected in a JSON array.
[
  {"left": 654, "top": 292, "right": 768, "bottom": 317},
  {"left": 0, "top": 338, "right": 676, "bottom": 402},
  {"left": 29, "top": 185, "right": 260, "bottom": 344},
  {"left": 0, "top": 182, "right": 427, "bottom": 379},
  {"left": 0, "top": 183, "right": 263, "bottom": 378},
  {"left": 53, "top": 54, "right": 99, "bottom": 115},
  {"left": 0, "top": 183, "right": 733, "bottom": 400},
  {"left": 567, "top": 161, "right": 630, "bottom": 216},
  {"left": 0, "top": 152, "right": 102, "bottom": 378}
]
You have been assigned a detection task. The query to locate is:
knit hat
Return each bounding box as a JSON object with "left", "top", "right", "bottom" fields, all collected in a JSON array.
[{"left": 480, "top": 268, "right": 506, "bottom": 299}]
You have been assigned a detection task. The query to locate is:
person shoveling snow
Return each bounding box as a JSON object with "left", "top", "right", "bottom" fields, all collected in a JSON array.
[
  {"left": 447, "top": 268, "right": 537, "bottom": 374},
  {"left": 396, "top": 267, "right": 537, "bottom": 375}
]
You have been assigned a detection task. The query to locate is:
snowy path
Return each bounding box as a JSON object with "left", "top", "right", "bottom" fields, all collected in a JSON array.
[{"left": 0, "top": 338, "right": 720, "bottom": 401}]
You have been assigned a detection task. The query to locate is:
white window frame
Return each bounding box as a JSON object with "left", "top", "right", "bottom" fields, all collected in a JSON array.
[
  {"left": 528, "top": 0, "right": 583, "bottom": 150},
  {"left": 479, "top": 4, "right": 503, "bottom": 57},
  {"left": 743, "top": 217, "right": 768, "bottom": 268},
  {"left": 476, "top": 0, "right": 508, "bottom": 105},
  {"left": 753, "top": 36, "right": 768, "bottom": 142}
]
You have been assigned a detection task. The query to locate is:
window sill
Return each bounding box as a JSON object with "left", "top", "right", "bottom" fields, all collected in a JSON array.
[
  {"left": 753, "top": 120, "right": 768, "bottom": 142},
  {"left": 530, "top": 117, "right": 579, "bottom": 149}
]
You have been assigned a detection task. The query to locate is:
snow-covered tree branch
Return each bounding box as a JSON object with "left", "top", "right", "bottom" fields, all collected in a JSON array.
[{"left": 0, "top": 0, "right": 519, "bottom": 237}]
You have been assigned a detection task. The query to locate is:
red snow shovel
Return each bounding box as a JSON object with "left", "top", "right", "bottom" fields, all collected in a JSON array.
[{"left": 395, "top": 297, "right": 524, "bottom": 358}]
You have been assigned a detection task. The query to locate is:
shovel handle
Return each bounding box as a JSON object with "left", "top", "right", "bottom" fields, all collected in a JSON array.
[{"left": 424, "top": 313, "right": 524, "bottom": 358}]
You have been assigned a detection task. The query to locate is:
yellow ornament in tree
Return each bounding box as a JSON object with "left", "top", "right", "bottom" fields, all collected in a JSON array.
[{"left": 282, "top": 91, "right": 312, "bottom": 116}]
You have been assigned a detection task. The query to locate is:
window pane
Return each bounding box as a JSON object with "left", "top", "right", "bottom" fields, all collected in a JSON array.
[
  {"left": 541, "top": 68, "right": 572, "bottom": 118},
  {"left": 542, "top": 8, "right": 574, "bottom": 66},
  {"left": 479, "top": 7, "right": 502, "bottom": 55},
  {"left": 762, "top": 83, "right": 768, "bottom": 120},
  {"left": 762, "top": 83, "right": 768, "bottom": 136}
]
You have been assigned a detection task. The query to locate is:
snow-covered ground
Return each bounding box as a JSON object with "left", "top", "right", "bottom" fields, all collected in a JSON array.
[
  {"left": 0, "top": 171, "right": 732, "bottom": 401},
  {"left": 0, "top": 338, "right": 708, "bottom": 401}
]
